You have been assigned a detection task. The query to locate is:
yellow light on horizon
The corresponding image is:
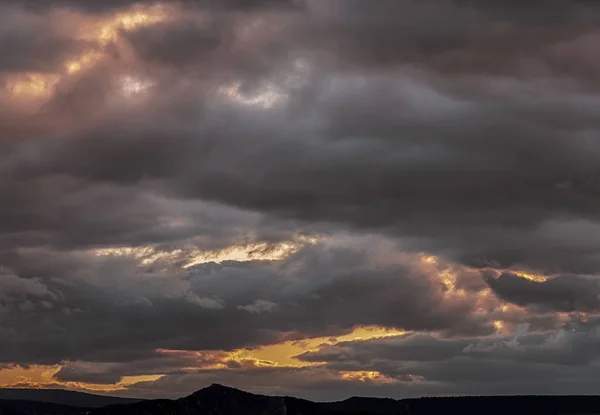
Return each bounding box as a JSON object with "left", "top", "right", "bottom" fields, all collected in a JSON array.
[
  {"left": 0, "top": 365, "right": 163, "bottom": 393},
  {"left": 0, "top": 365, "right": 60, "bottom": 387},
  {"left": 119, "top": 374, "right": 164, "bottom": 386},
  {"left": 0, "top": 326, "right": 407, "bottom": 392},
  {"left": 233, "top": 326, "right": 407, "bottom": 367}
]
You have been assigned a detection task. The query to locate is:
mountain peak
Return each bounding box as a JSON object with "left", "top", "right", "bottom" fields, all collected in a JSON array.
[
  {"left": 58, "top": 386, "right": 600, "bottom": 415},
  {"left": 189, "top": 384, "right": 261, "bottom": 403},
  {"left": 197, "top": 384, "right": 244, "bottom": 394},
  {"left": 208, "top": 383, "right": 232, "bottom": 390}
]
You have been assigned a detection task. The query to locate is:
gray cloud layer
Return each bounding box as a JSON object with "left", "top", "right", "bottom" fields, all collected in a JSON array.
[
  {"left": 485, "top": 272, "right": 600, "bottom": 312},
  {"left": 2, "top": 0, "right": 600, "bottom": 398},
  {"left": 0, "top": 239, "right": 495, "bottom": 365},
  {"left": 3, "top": 0, "right": 600, "bottom": 272}
]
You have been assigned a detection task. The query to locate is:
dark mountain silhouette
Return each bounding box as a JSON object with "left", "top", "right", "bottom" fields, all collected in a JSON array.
[
  {"left": 5, "top": 384, "right": 600, "bottom": 415},
  {"left": 399, "top": 395, "right": 600, "bottom": 415},
  {"left": 87, "top": 384, "right": 337, "bottom": 415},
  {"left": 0, "top": 389, "right": 140, "bottom": 409},
  {"left": 0, "top": 402, "right": 27, "bottom": 415},
  {"left": 83, "top": 384, "right": 600, "bottom": 415},
  {"left": 88, "top": 384, "right": 600, "bottom": 415},
  {"left": 323, "top": 396, "right": 408, "bottom": 414},
  {"left": 0, "top": 400, "right": 83, "bottom": 415}
]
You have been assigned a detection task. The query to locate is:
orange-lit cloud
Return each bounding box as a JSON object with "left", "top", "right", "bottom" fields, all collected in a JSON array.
[
  {"left": 0, "top": 364, "right": 162, "bottom": 394},
  {"left": 234, "top": 326, "right": 407, "bottom": 367},
  {"left": 511, "top": 271, "right": 549, "bottom": 283},
  {"left": 0, "top": 247, "right": 546, "bottom": 394},
  {"left": 0, "top": 365, "right": 60, "bottom": 388},
  {"left": 67, "top": 4, "right": 173, "bottom": 74},
  {"left": 0, "top": 325, "right": 407, "bottom": 392},
  {"left": 6, "top": 4, "right": 172, "bottom": 103},
  {"left": 91, "top": 235, "right": 320, "bottom": 268},
  {"left": 339, "top": 371, "right": 397, "bottom": 384},
  {"left": 4, "top": 73, "right": 60, "bottom": 101}
]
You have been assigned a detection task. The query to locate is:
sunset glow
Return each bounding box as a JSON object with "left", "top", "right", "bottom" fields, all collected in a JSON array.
[{"left": 3, "top": 0, "right": 599, "bottom": 402}]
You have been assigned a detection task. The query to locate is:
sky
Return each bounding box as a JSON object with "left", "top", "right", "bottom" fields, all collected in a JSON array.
[{"left": 2, "top": 0, "right": 600, "bottom": 402}]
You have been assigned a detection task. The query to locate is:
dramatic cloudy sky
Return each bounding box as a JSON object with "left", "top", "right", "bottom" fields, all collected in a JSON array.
[{"left": 2, "top": 0, "right": 600, "bottom": 401}]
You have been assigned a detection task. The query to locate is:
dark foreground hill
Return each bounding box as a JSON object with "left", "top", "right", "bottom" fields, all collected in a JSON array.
[
  {"left": 87, "top": 384, "right": 342, "bottom": 415},
  {"left": 85, "top": 384, "right": 600, "bottom": 415},
  {"left": 5, "top": 384, "right": 600, "bottom": 414},
  {"left": 0, "top": 403, "right": 26, "bottom": 415},
  {"left": 0, "top": 400, "right": 83, "bottom": 415},
  {"left": 0, "top": 389, "right": 139, "bottom": 408},
  {"left": 399, "top": 395, "right": 600, "bottom": 414}
]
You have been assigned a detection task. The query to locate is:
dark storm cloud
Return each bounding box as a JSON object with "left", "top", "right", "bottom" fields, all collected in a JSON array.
[
  {"left": 2, "top": 0, "right": 598, "bottom": 274},
  {"left": 3, "top": 0, "right": 600, "bottom": 398},
  {"left": 2, "top": 0, "right": 600, "bottom": 274},
  {"left": 10, "top": 0, "right": 298, "bottom": 13},
  {"left": 19, "top": 68, "right": 600, "bottom": 274},
  {"left": 0, "top": 175, "right": 304, "bottom": 251},
  {"left": 0, "top": 22, "right": 92, "bottom": 73},
  {"left": 272, "top": 320, "right": 600, "bottom": 398},
  {"left": 123, "top": 20, "right": 223, "bottom": 67},
  {"left": 298, "top": 321, "right": 600, "bottom": 369},
  {"left": 94, "top": 360, "right": 600, "bottom": 400},
  {"left": 9, "top": 0, "right": 157, "bottom": 13},
  {"left": 485, "top": 272, "right": 600, "bottom": 312},
  {"left": 298, "top": 333, "right": 471, "bottom": 365},
  {"left": 119, "top": 319, "right": 600, "bottom": 399},
  {"left": 0, "top": 240, "right": 494, "bottom": 366},
  {"left": 53, "top": 351, "right": 229, "bottom": 384}
]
